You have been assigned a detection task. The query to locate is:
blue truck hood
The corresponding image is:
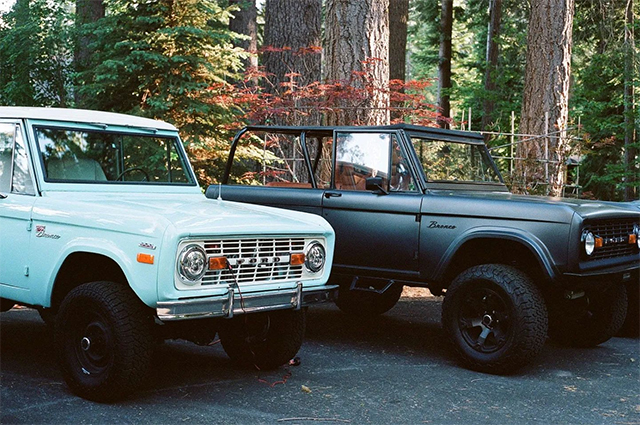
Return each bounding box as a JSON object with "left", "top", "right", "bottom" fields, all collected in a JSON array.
[{"left": 34, "top": 192, "right": 333, "bottom": 238}]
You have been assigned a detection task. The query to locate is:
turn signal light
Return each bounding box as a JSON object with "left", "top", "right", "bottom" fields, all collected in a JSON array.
[
  {"left": 209, "top": 256, "right": 228, "bottom": 270},
  {"left": 629, "top": 234, "right": 637, "bottom": 244},
  {"left": 137, "top": 253, "right": 155, "bottom": 264},
  {"left": 594, "top": 237, "right": 603, "bottom": 249},
  {"left": 291, "top": 253, "right": 305, "bottom": 266}
]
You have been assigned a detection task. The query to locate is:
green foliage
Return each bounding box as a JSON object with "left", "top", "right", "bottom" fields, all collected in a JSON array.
[
  {"left": 408, "top": 0, "right": 528, "bottom": 132},
  {"left": 0, "top": 0, "right": 74, "bottom": 106},
  {"left": 571, "top": 0, "right": 639, "bottom": 200},
  {"left": 73, "top": 0, "right": 248, "bottom": 186}
]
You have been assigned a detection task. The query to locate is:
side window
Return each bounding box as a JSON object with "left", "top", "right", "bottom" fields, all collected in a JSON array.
[
  {"left": 307, "top": 136, "right": 332, "bottom": 189},
  {"left": 0, "top": 123, "right": 13, "bottom": 192},
  {"left": 334, "top": 132, "right": 416, "bottom": 192},
  {"left": 390, "top": 136, "right": 415, "bottom": 192},
  {"left": 0, "top": 123, "right": 35, "bottom": 195},
  {"left": 228, "top": 133, "right": 313, "bottom": 188}
]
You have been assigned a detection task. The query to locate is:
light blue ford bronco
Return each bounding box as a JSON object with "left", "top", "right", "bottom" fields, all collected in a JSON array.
[{"left": 0, "top": 107, "right": 336, "bottom": 401}]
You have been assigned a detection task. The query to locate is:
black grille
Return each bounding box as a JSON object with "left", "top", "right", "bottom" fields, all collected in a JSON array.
[{"left": 583, "top": 218, "right": 638, "bottom": 260}]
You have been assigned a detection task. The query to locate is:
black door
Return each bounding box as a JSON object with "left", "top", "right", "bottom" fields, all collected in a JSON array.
[{"left": 322, "top": 131, "right": 422, "bottom": 280}]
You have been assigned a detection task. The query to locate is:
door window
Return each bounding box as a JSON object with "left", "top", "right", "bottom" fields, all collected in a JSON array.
[
  {"left": 0, "top": 123, "right": 35, "bottom": 195},
  {"left": 334, "top": 132, "right": 415, "bottom": 192}
]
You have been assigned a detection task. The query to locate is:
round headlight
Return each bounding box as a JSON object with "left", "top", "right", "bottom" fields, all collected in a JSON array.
[
  {"left": 634, "top": 224, "right": 640, "bottom": 249},
  {"left": 305, "top": 242, "right": 326, "bottom": 273},
  {"left": 582, "top": 231, "right": 596, "bottom": 256},
  {"left": 178, "top": 244, "right": 207, "bottom": 284}
]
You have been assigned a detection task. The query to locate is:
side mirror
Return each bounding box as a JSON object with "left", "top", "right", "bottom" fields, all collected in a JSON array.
[{"left": 365, "top": 177, "right": 388, "bottom": 195}]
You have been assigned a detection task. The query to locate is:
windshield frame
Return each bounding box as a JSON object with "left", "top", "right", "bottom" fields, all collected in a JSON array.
[
  {"left": 31, "top": 121, "right": 197, "bottom": 188},
  {"left": 409, "top": 134, "right": 505, "bottom": 188}
]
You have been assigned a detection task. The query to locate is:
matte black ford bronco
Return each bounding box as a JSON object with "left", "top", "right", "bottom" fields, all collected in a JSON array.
[{"left": 209, "top": 124, "right": 640, "bottom": 373}]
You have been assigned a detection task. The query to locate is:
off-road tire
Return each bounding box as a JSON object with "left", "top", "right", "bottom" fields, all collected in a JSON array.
[
  {"left": 442, "top": 264, "right": 548, "bottom": 374},
  {"left": 334, "top": 281, "right": 403, "bottom": 316},
  {"left": 549, "top": 283, "right": 628, "bottom": 347},
  {"left": 218, "top": 309, "right": 306, "bottom": 370},
  {"left": 54, "top": 281, "right": 154, "bottom": 402},
  {"left": 618, "top": 281, "right": 639, "bottom": 337}
]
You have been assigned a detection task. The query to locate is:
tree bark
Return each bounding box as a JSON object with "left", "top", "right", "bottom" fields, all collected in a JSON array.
[
  {"left": 624, "top": 0, "right": 637, "bottom": 201},
  {"left": 389, "top": 0, "right": 408, "bottom": 83},
  {"left": 263, "top": 0, "right": 321, "bottom": 91},
  {"left": 389, "top": 0, "right": 408, "bottom": 122},
  {"left": 74, "top": 0, "right": 104, "bottom": 106},
  {"left": 438, "top": 0, "right": 453, "bottom": 128},
  {"left": 481, "top": 0, "right": 502, "bottom": 133},
  {"left": 518, "top": 0, "right": 575, "bottom": 196},
  {"left": 229, "top": 0, "right": 258, "bottom": 74},
  {"left": 324, "top": 0, "right": 390, "bottom": 126},
  {"left": 262, "top": 0, "right": 322, "bottom": 124}
]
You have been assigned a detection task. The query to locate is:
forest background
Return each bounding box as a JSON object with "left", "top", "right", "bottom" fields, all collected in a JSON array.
[{"left": 0, "top": 0, "right": 637, "bottom": 201}]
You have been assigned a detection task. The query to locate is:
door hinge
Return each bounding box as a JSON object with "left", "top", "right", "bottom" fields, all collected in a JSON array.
[
  {"left": 26, "top": 220, "right": 32, "bottom": 231},
  {"left": 415, "top": 214, "right": 422, "bottom": 223}
]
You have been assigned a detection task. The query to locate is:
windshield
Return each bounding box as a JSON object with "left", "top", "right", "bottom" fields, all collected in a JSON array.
[
  {"left": 411, "top": 137, "right": 502, "bottom": 184},
  {"left": 35, "top": 126, "right": 195, "bottom": 185}
]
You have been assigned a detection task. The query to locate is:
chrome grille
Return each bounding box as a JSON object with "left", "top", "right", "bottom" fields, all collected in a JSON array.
[
  {"left": 201, "top": 238, "right": 305, "bottom": 285},
  {"left": 584, "top": 218, "right": 638, "bottom": 260}
]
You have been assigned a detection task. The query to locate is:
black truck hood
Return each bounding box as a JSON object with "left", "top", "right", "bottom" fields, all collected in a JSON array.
[{"left": 426, "top": 190, "right": 640, "bottom": 224}]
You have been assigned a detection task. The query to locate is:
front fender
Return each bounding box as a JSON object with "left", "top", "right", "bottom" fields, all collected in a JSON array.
[
  {"left": 35, "top": 236, "right": 160, "bottom": 308},
  {"left": 432, "top": 227, "right": 560, "bottom": 283}
]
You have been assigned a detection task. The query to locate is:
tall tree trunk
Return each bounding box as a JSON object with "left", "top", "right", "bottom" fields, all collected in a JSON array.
[
  {"left": 518, "top": 0, "right": 575, "bottom": 196},
  {"left": 389, "top": 0, "right": 408, "bottom": 82},
  {"left": 389, "top": 0, "right": 408, "bottom": 122},
  {"left": 262, "top": 0, "right": 322, "bottom": 124},
  {"left": 624, "top": 0, "right": 637, "bottom": 201},
  {"left": 229, "top": 0, "right": 258, "bottom": 76},
  {"left": 74, "top": 0, "right": 104, "bottom": 106},
  {"left": 438, "top": 0, "right": 453, "bottom": 128},
  {"left": 325, "top": 0, "right": 390, "bottom": 126},
  {"left": 481, "top": 0, "right": 502, "bottom": 134}
]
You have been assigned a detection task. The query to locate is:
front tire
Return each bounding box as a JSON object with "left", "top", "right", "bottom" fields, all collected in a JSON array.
[
  {"left": 549, "top": 283, "right": 628, "bottom": 347},
  {"left": 442, "top": 264, "right": 548, "bottom": 374},
  {"left": 54, "top": 282, "right": 154, "bottom": 402},
  {"left": 218, "top": 309, "right": 306, "bottom": 370}
]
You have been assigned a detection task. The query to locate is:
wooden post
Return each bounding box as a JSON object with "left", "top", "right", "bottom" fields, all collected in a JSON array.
[{"left": 544, "top": 111, "right": 549, "bottom": 189}]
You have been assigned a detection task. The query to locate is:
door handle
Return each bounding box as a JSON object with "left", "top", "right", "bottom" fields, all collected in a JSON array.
[{"left": 324, "top": 191, "right": 342, "bottom": 198}]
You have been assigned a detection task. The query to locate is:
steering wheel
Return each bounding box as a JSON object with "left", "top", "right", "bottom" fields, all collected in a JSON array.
[{"left": 116, "top": 167, "right": 150, "bottom": 182}]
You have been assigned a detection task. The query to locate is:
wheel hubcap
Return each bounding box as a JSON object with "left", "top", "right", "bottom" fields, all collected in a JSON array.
[
  {"left": 458, "top": 286, "right": 511, "bottom": 353},
  {"left": 72, "top": 315, "right": 112, "bottom": 374},
  {"left": 81, "top": 336, "right": 91, "bottom": 351}
]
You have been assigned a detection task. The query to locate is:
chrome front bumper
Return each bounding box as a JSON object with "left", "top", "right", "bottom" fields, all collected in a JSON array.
[{"left": 156, "top": 283, "right": 338, "bottom": 321}]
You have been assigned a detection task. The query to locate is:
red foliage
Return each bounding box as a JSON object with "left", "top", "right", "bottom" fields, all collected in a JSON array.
[{"left": 204, "top": 47, "right": 441, "bottom": 129}]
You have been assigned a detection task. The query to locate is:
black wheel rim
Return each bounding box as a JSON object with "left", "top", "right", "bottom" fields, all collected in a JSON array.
[
  {"left": 70, "top": 311, "right": 113, "bottom": 375},
  {"left": 458, "top": 285, "right": 512, "bottom": 354}
]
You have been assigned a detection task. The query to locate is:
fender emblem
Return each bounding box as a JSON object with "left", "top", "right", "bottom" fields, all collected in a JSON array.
[
  {"left": 139, "top": 242, "right": 157, "bottom": 250},
  {"left": 428, "top": 221, "right": 457, "bottom": 230},
  {"left": 35, "top": 225, "right": 61, "bottom": 239}
]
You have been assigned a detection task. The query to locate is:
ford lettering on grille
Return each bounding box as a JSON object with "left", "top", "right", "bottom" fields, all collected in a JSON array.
[{"left": 201, "top": 238, "right": 305, "bottom": 286}]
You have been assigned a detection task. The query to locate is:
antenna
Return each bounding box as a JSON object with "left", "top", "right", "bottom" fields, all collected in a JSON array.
[{"left": 217, "top": 183, "right": 222, "bottom": 200}]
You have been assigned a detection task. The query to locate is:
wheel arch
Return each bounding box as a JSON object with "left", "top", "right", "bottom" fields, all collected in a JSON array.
[
  {"left": 49, "top": 252, "right": 129, "bottom": 313},
  {"left": 433, "top": 229, "right": 558, "bottom": 294}
]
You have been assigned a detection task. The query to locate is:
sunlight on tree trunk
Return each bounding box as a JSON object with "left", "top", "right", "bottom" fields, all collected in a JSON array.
[
  {"left": 324, "top": 0, "right": 389, "bottom": 126},
  {"left": 519, "top": 0, "right": 575, "bottom": 196}
]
